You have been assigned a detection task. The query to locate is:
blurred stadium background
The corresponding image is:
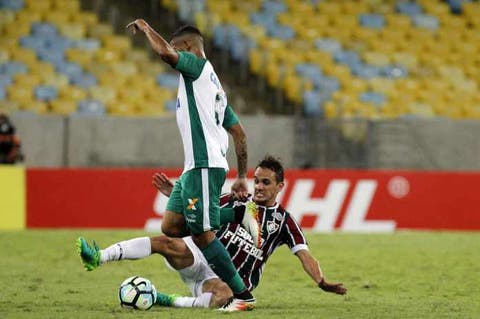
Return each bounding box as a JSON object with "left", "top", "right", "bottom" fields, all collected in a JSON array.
[{"left": 0, "top": 0, "right": 479, "bottom": 169}]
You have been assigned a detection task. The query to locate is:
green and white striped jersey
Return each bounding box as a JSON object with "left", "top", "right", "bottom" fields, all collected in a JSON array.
[{"left": 174, "top": 51, "right": 231, "bottom": 173}]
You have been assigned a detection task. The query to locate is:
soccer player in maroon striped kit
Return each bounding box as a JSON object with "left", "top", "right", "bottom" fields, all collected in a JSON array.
[{"left": 78, "top": 155, "right": 346, "bottom": 310}]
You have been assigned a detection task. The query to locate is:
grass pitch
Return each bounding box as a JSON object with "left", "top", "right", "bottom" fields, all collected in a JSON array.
[{"left": 0, "top": 230, "right": 479, "bottom": 319}]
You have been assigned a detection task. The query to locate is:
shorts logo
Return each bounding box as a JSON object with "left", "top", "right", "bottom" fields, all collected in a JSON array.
[{"left": 187, "top": 198, "right": 198, "bottom": 210}]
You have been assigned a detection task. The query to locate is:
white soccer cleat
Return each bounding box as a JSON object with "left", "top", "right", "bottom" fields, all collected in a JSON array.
[
  {"left": 217, "top": 297, "right": 255, "bottom": 312},
  {"left": 241, "top": 202, "right": 261, "bottom": 248}
]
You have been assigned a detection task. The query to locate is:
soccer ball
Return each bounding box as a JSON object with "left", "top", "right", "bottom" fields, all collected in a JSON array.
[{"left": 118, "top": 276, "right": 157, "bottom": 310}]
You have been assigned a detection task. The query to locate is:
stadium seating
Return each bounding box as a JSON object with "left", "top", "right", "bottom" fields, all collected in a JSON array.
[
  {"left": 178, "top": 0, "right": 480, "bottom": 119},
  {"left": 0, "top": 0, "right": 177, "bottom": 116}
]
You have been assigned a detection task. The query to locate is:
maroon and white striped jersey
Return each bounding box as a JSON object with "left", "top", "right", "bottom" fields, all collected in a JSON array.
[{"left": 216, "top": 194, "right": 308, "bottom": 291}]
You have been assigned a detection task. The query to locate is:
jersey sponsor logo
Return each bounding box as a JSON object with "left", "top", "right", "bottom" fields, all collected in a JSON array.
[
  {"left": 223, "top": 227, "right": 263, "bottom": 260},
  {"left": 176, "top": 98, "right": 180, "bottom": 109},
  {"left": 187, "top": 198, "right": 198, "bottom": 210},
  {"left": 266, "top": 221, "right": 279, "bottom": 234}
]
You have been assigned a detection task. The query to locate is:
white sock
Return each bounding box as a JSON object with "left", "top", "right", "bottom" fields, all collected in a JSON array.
[
  {"left": 100, "top": 237, "right": 151, "bottom": 264},
  {"left": 173, "top": 292, "right": 212, "bottom": 308}
]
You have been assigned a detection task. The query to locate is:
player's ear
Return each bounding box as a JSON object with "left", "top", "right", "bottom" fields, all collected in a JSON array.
[
  {"left": 277, "top": 181, "right": 285, "bottom": 192},
  {"left": 184, "top": 39, "right": 191, "bottom": 51}
]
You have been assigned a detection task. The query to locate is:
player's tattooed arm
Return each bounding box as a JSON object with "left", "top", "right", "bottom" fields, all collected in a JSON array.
[
  {"left": 127, "top": 19, "right": 179, "bottom": 65},
  {"left": 228, "top": 123, "right": 248, "bottom": 200}
]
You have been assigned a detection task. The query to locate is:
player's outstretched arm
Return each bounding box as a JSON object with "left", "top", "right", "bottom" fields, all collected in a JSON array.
[
  {"left": 295, "top": 250, "right": 347, "bottom": 295},
  {"left": 127, "top": 19, "right": 178, "bottom": 66},
  {"left": 227, "top": 123, "right": 248, "bottom": 200}
]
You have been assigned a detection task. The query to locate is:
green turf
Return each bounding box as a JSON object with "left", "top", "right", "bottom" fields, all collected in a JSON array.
[{"left": 0, "top": 230, "right": 479, "bottom": 318}]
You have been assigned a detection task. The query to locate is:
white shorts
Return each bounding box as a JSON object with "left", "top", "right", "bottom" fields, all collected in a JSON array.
[{"left": 164, "top": 236, "right": 218, "bottom": 297}]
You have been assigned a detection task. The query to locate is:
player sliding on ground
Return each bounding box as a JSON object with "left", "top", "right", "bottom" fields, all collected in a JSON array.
[
  {"left": 122, "top": 20, "right": 259, "bottom": 311},
  {"left": 77, "top": 156, "right": 347, "bottom": 310}
]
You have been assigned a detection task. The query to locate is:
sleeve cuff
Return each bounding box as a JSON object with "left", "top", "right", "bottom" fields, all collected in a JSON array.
[{"left": 291, "top": 244, "right": 308, "bottom": 254}]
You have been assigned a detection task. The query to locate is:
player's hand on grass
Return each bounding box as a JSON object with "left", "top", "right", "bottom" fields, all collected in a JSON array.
[
  {"left": 318, "top": 278, "right": 347, "bottom": 295},
  {"left": 231, "top": 177, "right": 248, "bottom": 200},
  {"left": 153, "top": 172, "right": 174, "bottom": 197},
  {"left": 126, "top": 19, "right": 149, "bottom": 34}
]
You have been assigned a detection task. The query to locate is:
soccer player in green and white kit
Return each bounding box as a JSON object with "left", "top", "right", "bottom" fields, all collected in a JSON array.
[{"left": 124, "top": 20, "right": 258, "bottom": 310}]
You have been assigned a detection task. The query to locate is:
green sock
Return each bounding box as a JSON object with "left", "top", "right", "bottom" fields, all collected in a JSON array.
[
  {"left": 201, "top": 238, "right": 247, "bottom": 294},
  {"left": 156, "top": 292, "right": 175, "bottom": 307},
  {"left": 219, "top": 206, "right": 244, "bottom": 224}
]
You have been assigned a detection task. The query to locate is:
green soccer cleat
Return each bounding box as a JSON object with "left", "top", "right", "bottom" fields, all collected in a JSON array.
[
  {"left": 76, "top": 237, "right": 100, "bottom": 271},
  {"left": 155, "top": 292, "right": 179, "bottom": 307}
]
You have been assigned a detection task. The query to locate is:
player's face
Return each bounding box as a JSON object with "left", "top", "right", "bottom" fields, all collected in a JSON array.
[{"left": 253, "top": 167, "right": 284, "bottom": 206}]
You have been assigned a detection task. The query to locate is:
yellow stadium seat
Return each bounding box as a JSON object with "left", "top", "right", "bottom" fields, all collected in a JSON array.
[
  {"left": 363, "top": 51, "right": 390, "bottom": 67},
  {"left": 145, "top": 86, "right": 174, "bottom": 103},
  {"left": 44, "top": 11, "right": 71, "bottom": 24},
  {"left": 392, "top": 52, "right": 418, "bottom": 70},
  {"left": 41, "top": 73, "right": 69, "bottom": 89},
  {"left": 127, "top": 75, "right": 157, "bottom": 91},
  {"left": 325, "top": 64, "right": 351, "bottom": 82},
  {"left": 66, "top": 48, "right": 93, "bottom": 67},
  {"left": 437, "top": 65, "right": 465, "bottom": 81},
  {"left": 7, "top": 86, "right": 34, "bottom": 103},
  {"left": 49, "top": 99, "right": 77, "bottom": 115},
  {"left": 0, "top": 100, "right": 19, "bottom": 114},
  {"left": 25, "top": 0, "right": 51, "bottom": 12},
  {"left": 342, "top": 78, "right": 368, "bottom": 94},
  {"left": 283, "top": 74, "right": 310, "bottom": 104},
  {"left": 265, "top": 61, "right": 282, "bottom": 88},
  {"left": 0, "top": 9, "right": 16, "bottom": 26},
  {"left": 102, "top": 35, "right": 132, "bottom": 51},
  {"left": 15, "top": 10, "right": 41, "bottom": 23},
  {"left": 137, "top": 61, "right": 167, "bottom": 77},
  {"left": 98, "top": 72, "right": 128, "bottom": 88},
  {"left": 124, "top": 49, "right": 150, "bottom": 63},
  {"left": 248, "top": 48, "right": 264, "bottom": 75},
  {"left": 52, "top": 0, "right": 80, "bottom": 13},
  {"left": 3, "top": 22, "right": 30, "bottom": 38},
  {"left": 341, "top": 1, "right": 369, "bottom": 14},
  {"left": 72, "top": 12, "right": 98, "bottom": 27},
  {"left": 193, "top": 11, "right": 209, "bottom": 35},
  {"left": 317, "top": 2, "right": 342, "bottom": 15},
  {"left": 108, "top": 100, "right": 138, "bottom": 116},
  {"left": 94, "top": 49, "right": 122, "bottom": 64},
  {"left": 161, "top": 0, "right": 177, "bottom": 10},
  {"left": 88, "top": 86, "right": 117, "bottom": 104},
  {"left": 385, "top": 13, "right": 412, "bottom": 28},
  {"left": 9, "top": 48, "right": 37, "bottom": 65},
  {"left": 28, "top": 62, "right": 55, "bottom": 77},
  {"left": 368, "top": 77, "right": 396, "bottom": 96},
  {"left": 407, "top": 102, "right": 435, "bottom": 118},
  {"left": 137, "top": 101, "right": 166, "bottom": 117},
  {"left": 110, "top": 61, "right": 138, "bottom": 77},
  {"left": 58, "top": 23, "right": 86, "bottom": 40},
  {"left": 117, "top": 88, "right": 147, "bottom": 104},
  {"left": 0, "top": 49, "right": 9, "bottom": 63},
  {"left": 59, "top": 86, "right": 87, "bottom": 101},
  {"left": 451, "top": 79, "right": 477, "bottom": 94},
  {"left": 20, "top": 100, "right": 48, "bottom": 114},
  {"left": 14, "top": 73, "right": 41, "bottom": 87},
  {"left": 87, "top": 23, "right": 113, "bottom": 38}
]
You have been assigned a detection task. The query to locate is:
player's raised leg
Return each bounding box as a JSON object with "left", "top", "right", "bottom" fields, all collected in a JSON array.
[
  {"left": 181, "top": 168, "right": 255, "bottom": 310},
  {"left": 76, "top": 236, "right": 152, "bottom": 271}
]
